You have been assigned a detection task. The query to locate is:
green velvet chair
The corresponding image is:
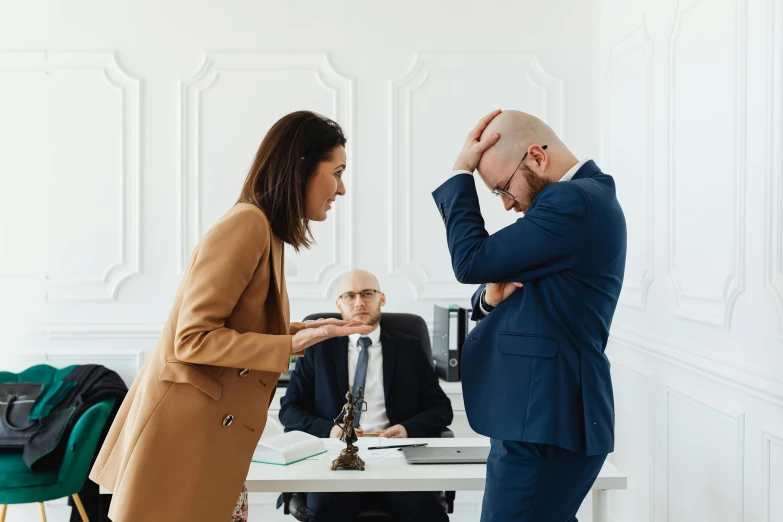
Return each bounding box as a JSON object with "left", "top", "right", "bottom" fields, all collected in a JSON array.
[{"left": 0, "top": 365, "right": 116, "bottom": 522}]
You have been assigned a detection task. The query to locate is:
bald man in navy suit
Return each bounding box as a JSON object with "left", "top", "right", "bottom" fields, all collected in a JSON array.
[
  {"left": 280, "top": 270, "right": 452, "bottom": 522},
  {"left": 433, "top": 110, "right": 627, "bottom": 522}
]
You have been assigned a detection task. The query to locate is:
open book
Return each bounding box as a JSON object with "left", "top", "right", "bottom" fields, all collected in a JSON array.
[{"left": 252, "top": 431, "right": 327, "bottom": 466}]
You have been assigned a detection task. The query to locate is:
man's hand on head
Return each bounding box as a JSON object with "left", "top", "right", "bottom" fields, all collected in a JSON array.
[{"left": 452, "top": 109, "right": 503, "bottom": 172}]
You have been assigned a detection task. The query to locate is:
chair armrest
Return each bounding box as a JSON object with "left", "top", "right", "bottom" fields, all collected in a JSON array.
[
  {"left": 445, "top": 490, "right": 455, "bottom": 513},
  {"left": 58, "top": 399, "right": 116, "bottom": 486},
  {"left": 275, "top": 493, "right": 292, "bottom": 514}
]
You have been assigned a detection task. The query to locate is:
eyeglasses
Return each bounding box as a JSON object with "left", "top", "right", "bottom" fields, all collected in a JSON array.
[
  {"left": 338, "top": 289, "right": 381, "bottom": 304},
  {"left": 492, "top": 144, "right": 547, "bottom": 199}
]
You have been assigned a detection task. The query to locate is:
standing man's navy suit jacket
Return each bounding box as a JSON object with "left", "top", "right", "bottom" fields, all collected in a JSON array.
[
  {"left": 432, "top": 161, "right": 626, "bottom": 455},
  {"left": 279, "top": 329, "right": 453, "bottom": 438}
]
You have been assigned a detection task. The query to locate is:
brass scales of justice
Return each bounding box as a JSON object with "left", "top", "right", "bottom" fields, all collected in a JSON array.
[{"left": 331, "top": 387, "right": 367, "bottom": 471}]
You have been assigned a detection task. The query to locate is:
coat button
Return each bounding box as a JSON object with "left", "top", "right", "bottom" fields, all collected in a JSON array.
[
  {"left": 223, "top": 415, "right": 234, "bottom": 427},
  {"left": 239, "top": 368, "right": 250, "bottom": 377}
]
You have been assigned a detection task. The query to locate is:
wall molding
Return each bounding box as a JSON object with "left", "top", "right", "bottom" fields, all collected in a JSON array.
[
  {"left": 766, "top": 0, "right": 783, "bottom": 337},
  {"left": 178, "top": 52, "right": 354, "bottom": 299},
  {"left": 0, "top": 51, "right": 141, "bottom": 302},
  {"left": 603, "top": 18, "right": 655, "bottom": 310},
  {"left": 611, "top": 328, "right": 783, "bottom": 406},
  {"left": 612, "top": 361, "right": 656, "bottom": 522},
  {"left": 0, "top": 350, "right": 145, "bottom": 386},
  {"left": 388, "top": 52, "right": 564, "bottom": 299},
  {"left": 664, "top": 385, "right": 745, "bottom": 521},
  {"left": 0, "top": 323, "right": 162, "bottom": 340},
  {"left": 44, "top": 350, "right": 145, "bottom": 374},
  {"left": 762, "top": 430, "right": 783, "bottom": 522},
  {"left": 666, "top": 0, "right": 747, "bottom": 328}
]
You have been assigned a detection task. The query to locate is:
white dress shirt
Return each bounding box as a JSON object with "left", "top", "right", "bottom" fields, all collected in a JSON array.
[
  {"left": 347, "top": 327, "right": 389, "bottom": 433},
  {"left": 463, "top": 158, "right": 591, "bottom": 315}
]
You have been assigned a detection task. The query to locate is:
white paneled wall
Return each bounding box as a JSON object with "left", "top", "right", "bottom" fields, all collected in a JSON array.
[
  {"left": 0, "top": 0, "right": 601, "bottom": 334},
  {"left": 2, "top": 0, "right": 779, "bottom": 520},
  {"left": 600, "top": 0, "right": 783, "bottom": 520},
  {"left": 0, "top": 1, "right": 599, "bottom": 521}
]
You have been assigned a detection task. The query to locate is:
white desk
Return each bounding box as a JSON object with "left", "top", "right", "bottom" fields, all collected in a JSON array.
[{"left": 246, "top": 437, "right": 626, "bottom": 522}]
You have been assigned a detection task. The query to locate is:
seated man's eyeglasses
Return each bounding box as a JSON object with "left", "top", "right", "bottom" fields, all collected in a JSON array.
[
  {"left": 492, "top": 144, "right": 548, "bottom": 199},
  {"left": 338, "top": 289, "right": 381, "bottom": 304}
]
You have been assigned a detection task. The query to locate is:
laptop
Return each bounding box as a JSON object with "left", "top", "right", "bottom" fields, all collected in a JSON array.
[{"left": 401, "top": 446, "right": 490, "bottom": 464}]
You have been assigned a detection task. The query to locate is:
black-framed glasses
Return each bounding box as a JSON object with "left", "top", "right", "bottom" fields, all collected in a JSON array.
[
  {"left": 492, "top": 144, "right": 547, "bottom": 199},
  {"left": 338, "top": 289, "right": 381, "bottom": 304}
]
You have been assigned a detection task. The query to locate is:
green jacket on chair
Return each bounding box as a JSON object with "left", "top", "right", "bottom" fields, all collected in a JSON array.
[{"left": 0, "top": 364, "right": 116, "bottom": 507}]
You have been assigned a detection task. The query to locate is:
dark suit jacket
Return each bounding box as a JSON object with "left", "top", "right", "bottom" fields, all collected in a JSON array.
[
  {"left": 279, "top": 329, "right": 453, "bottom": 438},
  {"left": 432, "top": 161, "right": 627, "bottom": 455}
]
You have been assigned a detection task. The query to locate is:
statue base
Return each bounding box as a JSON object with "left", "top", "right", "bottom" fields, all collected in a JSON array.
[{"left": 331, "top": 446, "right": 365, "bottom": 471}]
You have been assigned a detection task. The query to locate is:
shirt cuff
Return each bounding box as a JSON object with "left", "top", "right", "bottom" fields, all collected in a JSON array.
[
  {"left": 451, "top": 169, "right": 473, "bottom": 178},
  {"left": 478, "top": 289, "right": 492, "bottom": 315}
]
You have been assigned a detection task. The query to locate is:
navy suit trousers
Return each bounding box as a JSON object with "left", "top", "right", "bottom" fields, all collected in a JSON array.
[{"left": 481, "top": 440, "right": 606, "bottom": 522}]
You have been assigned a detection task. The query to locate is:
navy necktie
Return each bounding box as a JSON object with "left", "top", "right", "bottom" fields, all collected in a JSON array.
[{"left": 352, "top": 336, "right": 372, "bottom": 427}]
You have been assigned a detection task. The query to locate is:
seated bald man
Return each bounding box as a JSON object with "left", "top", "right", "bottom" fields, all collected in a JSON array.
[
  {"left": 432, "top": 110, "right": 627, "bottom": 522},
  {"left": 279, "top": 269, "right": 453, "bottom": 522}
]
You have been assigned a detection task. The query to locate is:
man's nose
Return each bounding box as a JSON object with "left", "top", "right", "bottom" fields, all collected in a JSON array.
[{"left": 502, "top": 195, "right": 515, "bottom": 211}]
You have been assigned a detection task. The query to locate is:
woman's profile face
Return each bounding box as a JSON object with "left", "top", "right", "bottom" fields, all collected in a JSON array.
[{"left": 305, "top": 146, "right": 347, "bottom": 222}]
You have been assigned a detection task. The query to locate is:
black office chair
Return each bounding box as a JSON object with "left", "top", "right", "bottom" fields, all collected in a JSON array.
[{"left": 276, "top": 312, "right": 455, "bottom": 522}]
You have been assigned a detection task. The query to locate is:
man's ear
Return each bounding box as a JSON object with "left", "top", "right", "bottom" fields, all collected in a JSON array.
[
  {"left": 380, "top": 293, "right": 387, "bottom": 307},
  {"left": 529, "top": 144, "right": 549, "bottom": 169}
]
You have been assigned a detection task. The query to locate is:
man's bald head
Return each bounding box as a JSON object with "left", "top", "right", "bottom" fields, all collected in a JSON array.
[
  {"left": 337, "top": 269, "right": 381, "bottom": 295},
  {"left": 475, "top": 110, "right": 577, "bottom": 213},
  {"left": 477, "top": 111, "right": 566, "bottom": 178}
]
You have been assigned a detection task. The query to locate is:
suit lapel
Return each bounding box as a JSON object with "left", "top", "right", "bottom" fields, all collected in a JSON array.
[
  {"left": 381, "top": 331, "right": 396, "bottom": 402},
  {"left": 334, "top": 337, "right": 349, "bottom": 396}
]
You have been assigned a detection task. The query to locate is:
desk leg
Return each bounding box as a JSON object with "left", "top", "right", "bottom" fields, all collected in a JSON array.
[{"left": 592, "top": 489, "right": 608, "bottom": 522}]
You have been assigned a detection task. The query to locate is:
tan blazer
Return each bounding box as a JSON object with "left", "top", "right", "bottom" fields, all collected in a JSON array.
[{"left": 90, "top": 203, "right": 305, "bottom": 522}]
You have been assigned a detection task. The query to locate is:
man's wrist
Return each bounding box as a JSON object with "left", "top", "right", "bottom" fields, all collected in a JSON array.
[
  {"left": 450, "top": 169, "right": 473, "bottom": 178},
  {"left": 480, "top": 288, "right": 495, "bottom": 313}
]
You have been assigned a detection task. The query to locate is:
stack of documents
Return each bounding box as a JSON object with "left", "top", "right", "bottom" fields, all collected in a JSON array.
[{"left": 252, "top": 431, "right": 327, "bottom": 465}]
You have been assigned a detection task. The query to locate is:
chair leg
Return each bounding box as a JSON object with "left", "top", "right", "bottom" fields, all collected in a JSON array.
[
  {"left": 37, "top": 503, "right": 47, "bottom": 522},
  {"left": 72, "top": 494, "right": 90, "bottom": 522},
  {"left": 0, "top": 504, "right": 7, "bottom": 522}
]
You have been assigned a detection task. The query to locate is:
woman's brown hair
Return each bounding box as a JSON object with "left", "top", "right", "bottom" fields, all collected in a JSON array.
[{"left": 238, "top": 110, "right": 346, "bottom": 251}]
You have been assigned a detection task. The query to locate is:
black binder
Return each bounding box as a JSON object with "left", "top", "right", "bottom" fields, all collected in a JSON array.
[{"left": 432, "top": 305, "right": 474, "bottom": 382}]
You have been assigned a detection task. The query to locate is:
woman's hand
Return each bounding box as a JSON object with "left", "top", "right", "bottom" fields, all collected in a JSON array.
[
  {"left": 302, "top": 318, "right": 360, "bottom": 329},
  {"left": 291, "top": 320, "right": 374, "bottom": 353}
]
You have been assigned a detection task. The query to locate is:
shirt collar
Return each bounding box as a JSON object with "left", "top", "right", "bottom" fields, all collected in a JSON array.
[
  {"left": 559, "top": 159, "right": 590, "bottom": 182},
  {"left": 349, "top": 325, "right": 381, "bottom": 347}
]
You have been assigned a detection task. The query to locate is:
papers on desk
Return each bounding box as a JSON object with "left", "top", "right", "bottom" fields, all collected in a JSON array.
[
  {"left": 253, "top": 435, "right": 419, "bottom": 466},
  {"left": 252, "top": 431, "right": 326, "bottom": 465},
  {"left": 322, "top": 438, "right": 401, "bottom": 461}
]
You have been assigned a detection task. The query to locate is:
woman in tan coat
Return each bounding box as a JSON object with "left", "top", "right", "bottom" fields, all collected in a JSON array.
[{"left": 89, "top": 111, "right": 372, "bottom": 521}]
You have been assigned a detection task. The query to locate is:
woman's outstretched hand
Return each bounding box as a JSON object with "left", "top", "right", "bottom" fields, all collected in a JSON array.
[
  {"left": 301, "top": 318, "right": 361, "bottom": 329},
  {"left": 291, "top": 318, "right": 373, "bottom": 353}
]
